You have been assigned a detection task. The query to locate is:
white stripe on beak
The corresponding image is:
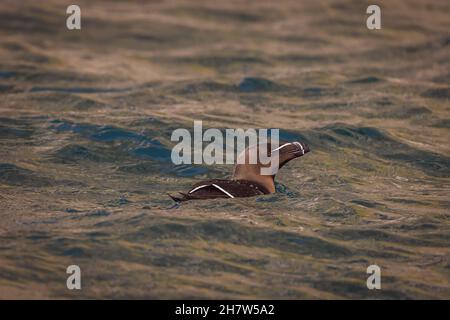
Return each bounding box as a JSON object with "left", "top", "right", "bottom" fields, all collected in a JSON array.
[
  {"left": 293, "top": 142, "right": 305, "bottom": 155},
  {"left": 271, "top": 142, "right": 305, "bottom": 155},
  {"left": 271, "top": 143, "right": 291, "bottom": 152}
]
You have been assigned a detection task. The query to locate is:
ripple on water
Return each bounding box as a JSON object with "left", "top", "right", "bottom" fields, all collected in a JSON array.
[
  {"left": 48, "top": 119, "right": 173, "bottom": 163},
  {"left": 125, "top": 218, "right": 353, "bottom": 258},
  {"left": 0, "top": 117, "right": 35, "bottom": 139},
  {"left": 422, "top": 87, "right": 450, "bottom": 100},
  {"left": 0, "top": 163, "right": 51, "bottom": 187},
  {"left": 283, "top": 124, "right": 450, "bottom": 177},
  {"left": 1, "top": 0, "right": 449, "bottom": 300},
  {"left": 237, "top": 77, "right": 281, "bottom": 92}
]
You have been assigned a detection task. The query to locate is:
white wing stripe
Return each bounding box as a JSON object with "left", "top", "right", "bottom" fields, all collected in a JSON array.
[
  {"left": 271, "top": 143, "right": 291, "bottom": 152},
  {"left": 294, "top": 142, "right": 305, "bottom": 155},
  {"left": 189, "top": 185, "right": 209, "bottom": 193},
  {"left": 212, "top": 184, "right": 235, "bottom": 198},
  {"left": 189, "top": 183, "right": 235, "bottom": 198}
]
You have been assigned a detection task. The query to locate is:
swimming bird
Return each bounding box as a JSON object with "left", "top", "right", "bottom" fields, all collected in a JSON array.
[{"left": 169, "top": 141, "right": 310, "bottom": 202}]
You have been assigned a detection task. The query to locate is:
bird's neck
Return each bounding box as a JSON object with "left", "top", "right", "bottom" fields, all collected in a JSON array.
[{"left": 232, "top": 165, "right": 276, "bottom": 193}]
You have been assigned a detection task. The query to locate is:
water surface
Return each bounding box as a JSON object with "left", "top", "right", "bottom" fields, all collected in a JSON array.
[{"left": 0, "top": 0, "right": 449, "bottom": 299}]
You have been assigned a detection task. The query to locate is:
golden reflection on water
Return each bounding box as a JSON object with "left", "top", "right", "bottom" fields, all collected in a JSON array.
[{"left": 0, "top": 0, "right": 449, "bottom": 299}]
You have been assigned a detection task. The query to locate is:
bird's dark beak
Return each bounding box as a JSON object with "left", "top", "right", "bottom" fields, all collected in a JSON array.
[
  {"left": 291, "top": 141, "right": 310, "bottom": 157},
  {"left": 270, "top": 141, "right": 310, "bottom": 170}
]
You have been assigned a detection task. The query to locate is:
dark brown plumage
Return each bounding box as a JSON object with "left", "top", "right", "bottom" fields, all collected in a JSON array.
[{"left": 169, "top": 141, "right": 310, "bottom": 202}]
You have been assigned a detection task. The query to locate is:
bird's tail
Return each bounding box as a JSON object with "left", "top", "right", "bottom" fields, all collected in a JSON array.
[{"left": 167, "top": 192, "right": 191, "bottom": 202}]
